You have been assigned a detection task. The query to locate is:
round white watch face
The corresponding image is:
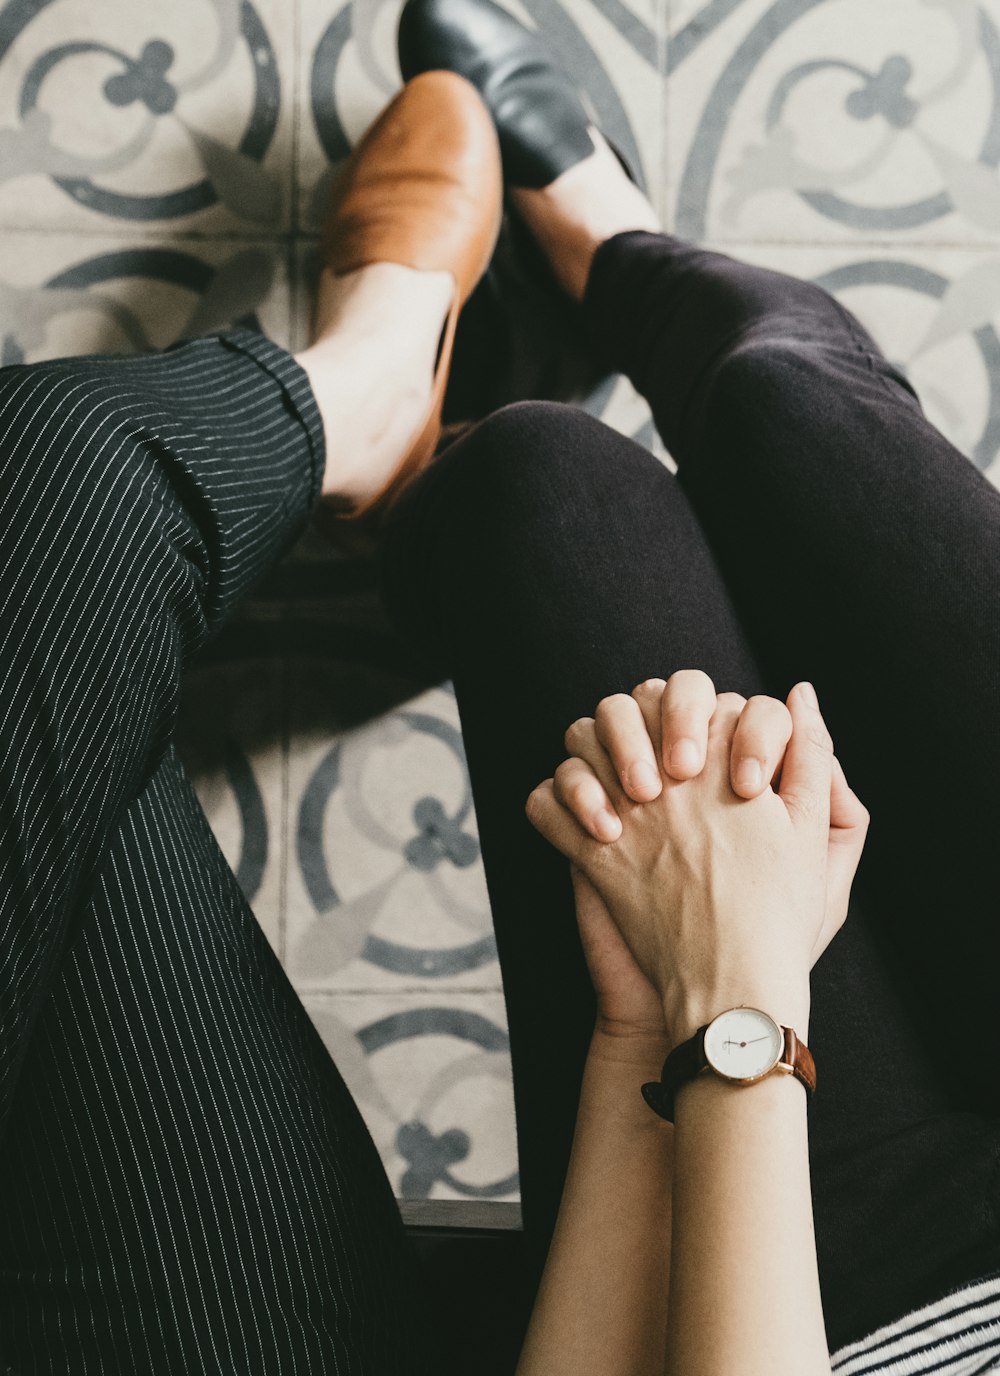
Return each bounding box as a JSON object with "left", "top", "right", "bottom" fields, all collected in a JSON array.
[{"left": 704, "top": 1008, "right": 784, "bottom": 1082}]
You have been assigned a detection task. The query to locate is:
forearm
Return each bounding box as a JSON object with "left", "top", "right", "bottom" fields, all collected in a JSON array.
[
  {"left": 516, "top": 1028, "right": 675, "bottom": 1376},
  {"left": 664, "top": 1003, "right": 831, "bottom": 1376}
]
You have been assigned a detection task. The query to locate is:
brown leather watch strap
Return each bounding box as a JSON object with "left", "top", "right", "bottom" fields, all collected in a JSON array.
[
  {"left": 782, "top": 1026, "right": 817, "bottom": 1096},
  {"left": 640, "top": 1023, "right": 709, "bottom": 1123}
]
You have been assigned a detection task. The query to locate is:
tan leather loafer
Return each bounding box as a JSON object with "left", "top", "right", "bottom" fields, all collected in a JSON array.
[{"left": 319, "top": 70, "right": 504, "bottom": 521}]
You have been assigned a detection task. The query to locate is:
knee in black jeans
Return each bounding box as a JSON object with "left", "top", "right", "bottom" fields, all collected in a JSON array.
[{"left": 380, "top": 398, "right": 675, "bottom": 674}]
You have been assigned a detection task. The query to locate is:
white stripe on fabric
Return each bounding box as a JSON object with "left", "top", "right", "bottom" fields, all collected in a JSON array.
[{"left": 831, "top": 1275, "right": 1000, "bottom": 1374}]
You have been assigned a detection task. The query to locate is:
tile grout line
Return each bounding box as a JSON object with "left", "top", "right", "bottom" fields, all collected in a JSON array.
[
  {"left": 291, "top": 0, "right": 303, "bottom": 243},
  {"left": 290, "top": 0, "right": 305, "bottom": 351},
  {"left": 661, "top": 0, "right": 670, "bottom": 229},
  {"left": 9, "top": 224, "right": 1000, "bottom": 252}
]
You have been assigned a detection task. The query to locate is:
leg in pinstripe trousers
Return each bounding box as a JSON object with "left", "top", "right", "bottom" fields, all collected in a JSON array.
[{"left": 0, "top": 330, "right": 441, "bottom": 1374}]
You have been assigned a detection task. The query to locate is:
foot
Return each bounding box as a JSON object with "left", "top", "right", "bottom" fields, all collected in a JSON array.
[
  {"left": 399, "top": 0, "right": 660, "bottom": 300},
  {"left": 295, "top": 261, "right": 454, "bottom": 509},
  {"left": 303, "top": 72, "right": 502, "bottom": 519},
  {"left": 509, "top": 127, "right": 662, "bottom": 302}
]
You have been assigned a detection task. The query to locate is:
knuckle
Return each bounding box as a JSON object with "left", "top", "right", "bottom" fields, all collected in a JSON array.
[
  {"left": 787, "top": 789, "right": 817, "bottom": 822},
  {"left": 595, "top": 693, "right": 630, "bottom": 720},
  {"left": 584, "top": 837, "right": 616, "bottom": 875},
  {"left": 632, "top": 677, "right": 666, "bottom": 699},
  {"left": 747, "top": 693, "right": 785, "bottom": 720},
  {"left": 564, "top": 717, "right": 594, "bottom": 751},
  {"left": 566, "top": 778, "right": 598, "bottom": 813},
  {"left": 664, "top": 705, "right": 707, "bottom": 729},
  {"left": 805, "top": 722, "right": 834, "bottom": 752},
  {"left": 553, "top": 758, "right": 578, "bottom": 787},
  {"left": 716, "top": 690, "right": 748, "bottom": 713},
  {"left": 742, "top": 697, "right": 792, "bottom": 751},
  {"left": 671, "top": 667, "right": 716, "bottom": 695}
]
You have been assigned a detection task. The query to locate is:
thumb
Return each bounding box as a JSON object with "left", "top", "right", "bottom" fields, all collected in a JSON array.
[
  {"left": 814, "top": 755, "right": 871, "bottom": 961},
  {"left": 826, "top": 753, "right": 870, "bottom": 899},
  {"left": 829, "top": 753, "right": 870, "bottom": 836},
  {"left": 778, "top": 681, "right": 835, "bottom": 834}
]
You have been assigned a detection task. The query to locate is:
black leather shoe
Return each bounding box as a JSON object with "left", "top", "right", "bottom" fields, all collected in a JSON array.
[
  {"left": 399, "top": 0, "right": 642, "bottom": 413},
  {"left": 400, "top": 0, "right": 604, "bottom": 187}
]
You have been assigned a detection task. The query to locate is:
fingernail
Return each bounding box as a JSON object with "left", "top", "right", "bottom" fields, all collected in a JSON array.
[
  {"left": 627, "top": 760, "right": 659, "bottom": 794},
  {"left": 799, "top": 681, "right": 819, "bottom": 708},
  {"left": 670, "top": 738, "right": 700, "bottom": 773},
  {"left": 736, "top": 758, "right": 763, "bottom": 792},
  {"left": 594, "top": 809, "right": 622, "bottom": 841}
]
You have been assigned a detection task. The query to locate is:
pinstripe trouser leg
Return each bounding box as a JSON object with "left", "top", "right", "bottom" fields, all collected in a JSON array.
[{"left": 0, "top": 331, "right": 435, "bottom": 1374}]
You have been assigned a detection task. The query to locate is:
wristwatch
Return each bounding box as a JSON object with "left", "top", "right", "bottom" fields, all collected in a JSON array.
[{"left": 641, "top": 1006, "right": 817, "bottom": 1123}]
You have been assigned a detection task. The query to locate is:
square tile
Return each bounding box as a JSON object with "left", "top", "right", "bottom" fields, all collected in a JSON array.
[
  {"left": 304, "top": 990, "right": 518, "bottom": 1201},
  {"left": 285, "top": 666, "right": 501, "bottom": 998},
  {"left": 711, "top": 240, "right": 1000, "bottom": 480},
  {"left": 0, "top": 0, "right": 295, "bottom": 237},
  {"left": 0, "top": 231, "right": 293, "bottom": 360},
  {"left": 666, "top": 0, "right": 1000, "bottom": 246}
]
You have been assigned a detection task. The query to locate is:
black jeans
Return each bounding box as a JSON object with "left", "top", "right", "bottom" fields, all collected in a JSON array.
[
  {"left": 0, "top": 231, "right": 997, "bottom": 1371},
  {"left": 381, "top": 232, "right": 1000, "bottom": 1353}
]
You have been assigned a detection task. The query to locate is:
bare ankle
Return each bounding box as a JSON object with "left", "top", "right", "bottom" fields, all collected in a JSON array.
[
  {"left": 510, "top": 128, "right": 661, "bottom": 301},
  {"left": 295, "top": 263, "right": 454, "bottom": 506}
]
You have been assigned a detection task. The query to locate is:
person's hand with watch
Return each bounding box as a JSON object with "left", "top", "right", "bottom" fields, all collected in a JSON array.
[{"left": 515, "top": 671, "right": 869, "bottom": 1376}]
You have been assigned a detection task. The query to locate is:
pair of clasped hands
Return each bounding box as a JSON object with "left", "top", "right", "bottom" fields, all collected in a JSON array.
[{"left": 525, "top": 671, "right": 871, "bottom": 1052}]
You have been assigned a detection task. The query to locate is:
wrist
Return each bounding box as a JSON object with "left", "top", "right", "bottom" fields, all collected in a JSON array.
[
  {"left": 663, "top": 987, "right": 811, "bottom": 1052},
  {"left": 590, "top": 1019, "right": 671, "bottom": 1071},
  {"left": 584, "top": 1030, "right": 677, "bottom": 1135}
]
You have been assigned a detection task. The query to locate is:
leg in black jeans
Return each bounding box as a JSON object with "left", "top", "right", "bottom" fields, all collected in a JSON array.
[
  {"left": 380, "top": 232, "right": 1000, "bottom": 1353},
  {"left": 0, "top": 333, "right": 436, "bottom": 1374}
]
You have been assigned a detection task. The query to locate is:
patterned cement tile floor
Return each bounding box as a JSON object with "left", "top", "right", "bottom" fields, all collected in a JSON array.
[{"left": 2, "top": 0, "right": 999, "bottom": 1203}]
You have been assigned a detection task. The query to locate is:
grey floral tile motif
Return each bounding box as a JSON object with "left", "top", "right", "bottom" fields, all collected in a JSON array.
[
  {"left": 0, "top": 0, "right": 294, "bottom": 235},
  {"left": 305, "top": 991, "right": 518, "bottom": 1201},
  {"left": 718, "top": 240, "right": 1000, "bottom": 481},
  {"left": 285, "top": 675, "right": 500, "bottom": 997},
  {"left": 665, "top": 0, "right": 1000, "bottom": 246},
  {"left": 0, "top": 232, "right": 292, "bottom": 360}
]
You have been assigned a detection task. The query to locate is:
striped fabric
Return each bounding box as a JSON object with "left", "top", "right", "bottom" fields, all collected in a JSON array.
[
  {"left": 0, "top": 331, "right": 436, "bottom": 1373},
  {"left": 831, "top": 1272, "right": 1000, "bottom": 1374}
]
